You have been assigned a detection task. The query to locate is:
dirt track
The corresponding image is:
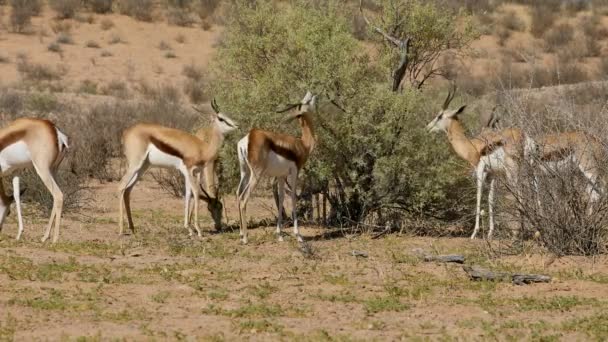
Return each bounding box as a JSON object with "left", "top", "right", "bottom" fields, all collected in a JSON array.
[{"left": 0, "top": 178, "right": 607, "bottom": 341}]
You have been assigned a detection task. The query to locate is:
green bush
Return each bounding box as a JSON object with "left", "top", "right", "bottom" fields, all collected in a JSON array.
[{"left": 210, "top": 0, "right": 472, "bottom": 230}]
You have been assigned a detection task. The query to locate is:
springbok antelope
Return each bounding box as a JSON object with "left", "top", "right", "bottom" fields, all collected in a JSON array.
[
  {"left": 117, "top": 99, "right": 238, "bottom": 236},
  {"left": 236, "top": 91, "right": 317, "bottom": 244},
  {"left": 426, "top": 86, "right": 534, "bottom": 239},
  {"left": 533, "top": 132, "right": 605, "bottom": 205},
  {"left": 0, "top": 118, "right": 68, "bottom": 243}
]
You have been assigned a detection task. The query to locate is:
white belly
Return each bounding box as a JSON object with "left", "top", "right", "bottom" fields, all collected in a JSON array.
[
  {"left": 0, "top": 141, "right": 32, "bottom": 172},
  {"left": 265, "top": 151, "right": 296, "bottom": 177},
  {"left": 147, "top": 144, "right": 184, "bottom": 169}
]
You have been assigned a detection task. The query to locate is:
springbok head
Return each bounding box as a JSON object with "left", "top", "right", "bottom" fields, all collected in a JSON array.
[
  {"left": 277, "top": 91, "right": 318, "bottom": 122},
  {"left": 193, "top": 98, "right": 239, "bottom": 134},
  {"left": 426, "top": 84, "right": 466, "bottom": 133},
  {"left": 199, "top": 184, "right": 223, "bottom": 230}
]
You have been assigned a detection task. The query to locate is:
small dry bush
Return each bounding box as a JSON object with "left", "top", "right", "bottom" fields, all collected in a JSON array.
[
  {"left": 543, "top": 23, "right": 574, "bottom": 52},
  {"left": 500, "top": 10, "right": 525, "bottom": 32},
  {"left": 108, "top": 33, "right": 123, "bottom": 44},
  {"left": 100, "top": 18, "right": 114, "bottom": 30},
  {"left": 47, "top": 42, "right": 62, "bottom": 53},
  {"left": 120, "top": 0, "right": 154, "bottom": 22},
  {"left": 495, "top": 27, "right": 511, "bottom": 47},
  {"left": 529, "top": 6, "right": 555, "bottom": 38},
  {"left": 50, "top": 20, "right": 72, "bottom": 34},
  {"left": 497, "top": 88, "right": 608, "bottom": 256},
  {"left": 164, "top": 51, "right": 177, "bottom": 59},
  {"left": 158, "top": 40, "right": 172, "bottom": 50},
  {"left": 196, "top": 0, "right": 219, "bottom": 21},
  {"left": 136, "top": 81, "right": 181, "bottom": 103},
  {"left": 85, "top": 0, "right": 113, "bottom": 13},
  {"left": 183, "top": 79, "right": 206, "bottom": 103},
  {"left": 182, "top": 63, "right": 204, "bottom": 81},
  {"left": 49, "top": 0, "right": 80, "bottom": 19},
  {"left": 167, "top": 7, "right": 195, "bottom": 26},
  {"left": 16, "top": 56, "right": 66, "bottom": 82},
  {"left": 100, "top": 79, "right": 129, "bottom": 98},
  {"left": 56, "top": 32, "right": 74, "bottom": 44},
  {"left": 0, "top": 55, "right": 9, "bottom": 64},
  {"left": 9, "top": 0, "right": 39, "bottom": 33},
  {"left": 175, "top": 33, "right": 186, "bottom": 44},
  {"left": 85, "top": 40, "right": 100, "bottom": 48}
]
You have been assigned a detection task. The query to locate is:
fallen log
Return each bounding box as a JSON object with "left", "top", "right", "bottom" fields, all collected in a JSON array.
[
  {"left": 463, "top": 265, "right": 552, "bottom": 285},
  {"left": 412, "top": 248, "right": 465, "bottom": 264},
  {"left": 423, "top": 254, "right": 465, "bottom": 264}
]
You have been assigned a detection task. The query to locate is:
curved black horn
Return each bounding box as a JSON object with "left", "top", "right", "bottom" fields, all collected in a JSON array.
[
  {"left": 211, "top": 98, "right": 220, "bottom": 114},
  {"left": 442, "top": 82, "right": 457, "bottom": 110},
  {"left": 276, "top": 103, "right": 300, "bottom": 113}
]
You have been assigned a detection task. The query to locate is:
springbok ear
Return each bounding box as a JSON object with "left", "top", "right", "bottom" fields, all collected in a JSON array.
[
  {"left": 309, "top": 95, "right": 317, "bottom": 109},
  {"left": 449, "top": 105, "right": 467, "bottom": 117}
]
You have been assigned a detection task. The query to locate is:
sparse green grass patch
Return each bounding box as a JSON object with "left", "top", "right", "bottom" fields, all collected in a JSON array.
[
  {"left": 363, "top": 296, "right": 410, "bottom": 314},
  {"left": 238, "top": 319, "right": 284, "bottom": 334}
]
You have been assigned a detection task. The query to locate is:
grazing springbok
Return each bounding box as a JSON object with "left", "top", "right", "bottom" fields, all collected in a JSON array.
[
  {"left": 0, "top": 118, "right": 68, "bottom": 243},
  {"left": 426, "top": 86, "right": 534, "bottom": 239},
  {"left": 117, "top": 99, "right": 238, "bottom": 236},
  {"left": 236, "top": 91, "right": 317, "bottom": 244}
]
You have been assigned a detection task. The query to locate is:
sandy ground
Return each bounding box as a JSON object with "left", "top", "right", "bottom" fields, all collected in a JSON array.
[{"left": 0, "top": 177, "right": 607, "bottom": 341}]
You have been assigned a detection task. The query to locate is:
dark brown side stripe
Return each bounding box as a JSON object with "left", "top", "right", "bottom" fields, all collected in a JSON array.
[
  {"left": 0, "top": 130, "right": 26, "bottom": 152},
  {"left": 150, "top": 136, "right": 183, "bottom": 159},
  {"left": 479, "top": 141, "right": 503, "bottom": 157},
  {"left": 540, "top": 147, "right": 571, "bottom": 162},
  {"left": 267, "top": 140, "right": 302, "bottom": 168}
]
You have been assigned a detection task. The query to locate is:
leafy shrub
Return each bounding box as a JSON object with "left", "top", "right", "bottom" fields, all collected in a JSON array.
[
  {"left": 210, "top": 0, "right": 473, "bottom": 229},
  {"left": 49, "top": 0, "right": 81, "bottom": 19},
  {"left": 120, "top": 0, "right": 154, "bottom": 21}
]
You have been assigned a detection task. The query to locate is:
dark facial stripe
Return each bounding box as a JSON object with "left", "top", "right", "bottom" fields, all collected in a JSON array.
[{"left": 150, "top": 136, "right": 183, "bottom": 159}]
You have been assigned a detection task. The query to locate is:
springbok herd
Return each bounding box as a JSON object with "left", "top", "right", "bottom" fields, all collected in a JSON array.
[{"left": 0, "top": 90, "right": 604, "bottom": 244}]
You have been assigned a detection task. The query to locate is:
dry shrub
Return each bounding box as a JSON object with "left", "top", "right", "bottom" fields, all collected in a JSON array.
[
  {"left": 496, "top": 89, "right": 608, "bottom": 255},
  {"left": 543, "top": 23, "right": 574, "bottom": 52},
  {"left": 101, "top": 79, "right": 129, "bottom": 98},
  {"left": 529, "top": 6, "right": 555, "bottom": 38},
  {"left": 182, "top": 63, "right": 204, "bottom": 81},
  {"left": 136, "top": 81, "right": 181, "bottom": 103},
  {"left": 85, "top": 40, "right": 101, "bottom": 48},
  {"left": 47, "top": 42, "right": 62, "bottom": 53},
  {"left": 167, "top": 7, "right": 195, "bottom": 26},
  {"left": 9, "top": 0, "right": 38, "bottom": 33},
  {"left": 0, "top": 55, "right": 10, "bottom": 64},
  {"left": 85, "top": 0, "right": 113, "bottom": 13},
  {"left": 151, "top": 169, "right": 184, "bottom": 197},
  {"left": 495, "top": 27, "right": 511, "bottom": 47},
  {"left": 120, "top": 0, "right": 154, "bottom": 21},
  {"left": 16, "top": 55, "right": 66, "bottom": 82},
  {"left": 182, "top": 63, "right": 206, "bottom": 103},
  {"left": 49, "top": 0, "right": 80, "bottom": 19},
  {"left": 50, "top": 20, "right": 72, "bottom": 34},
  {"left": 196, "top": 0, "right": 219, "bottom": 21},
  {"left": 500, "top": 10, "right": 525, "bottom": 32},
  {"left": 100, "top": 18, "right": 114, "bottom": 30},
  {"left": 56, "top": 32, "right": 74, "bottom": 44}
]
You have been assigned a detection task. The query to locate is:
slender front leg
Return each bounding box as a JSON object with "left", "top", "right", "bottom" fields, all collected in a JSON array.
[
  {"left": 472, "top": 162, "right": 486, "bottom": 239},
  {"left": 183, "top": 176, "right": 192, "bottom": 230},
  {"left": 487, "top": 176, "right": 496, "bottom": 239},
  {"left": 0, "top": 181, "right": 10, "bottom": 233},
  {"left": 190, "top": 168, "right": 202, "bottom": 237},
  {"left": 13, "top": 176, "right": 24, "bottom": 240},
  {"left": 276, "top": 178, "right": 285, "bottom": 242},
  {"left": 289, "top": 170, "right": 303, "bottom": 243}
]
